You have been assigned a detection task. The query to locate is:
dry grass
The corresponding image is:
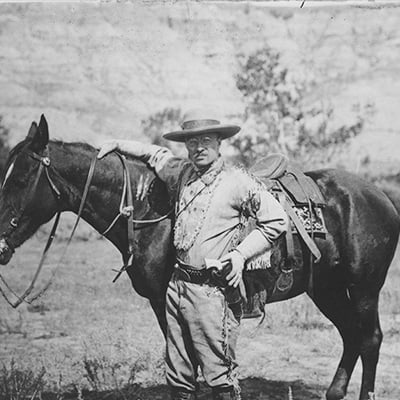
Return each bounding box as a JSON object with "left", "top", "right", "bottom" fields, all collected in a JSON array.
[
  {"left": 0, "top": 232, "right": 399, "bottom": 399},
  {"left": 0, "top": 359, "right": 46, "bottom": 400}
]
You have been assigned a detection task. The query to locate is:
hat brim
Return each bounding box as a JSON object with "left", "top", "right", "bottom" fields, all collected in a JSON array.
[{"left": 163, "top": 125, "right": 241, "bottom": 142}]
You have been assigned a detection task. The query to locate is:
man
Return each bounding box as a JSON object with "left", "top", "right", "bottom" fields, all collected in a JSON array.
[{"left": 97, "top": 109, "right": 288, "bottom": 400}]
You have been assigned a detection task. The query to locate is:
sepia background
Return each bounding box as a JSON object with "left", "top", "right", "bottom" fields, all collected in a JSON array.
[{"left": 0, "top": 1, "right": 399, "bottom": 399}]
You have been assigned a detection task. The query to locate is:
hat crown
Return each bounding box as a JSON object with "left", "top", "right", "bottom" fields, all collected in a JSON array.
[{"left": 181, "top": 109, "right": 221, "bottom": 131}]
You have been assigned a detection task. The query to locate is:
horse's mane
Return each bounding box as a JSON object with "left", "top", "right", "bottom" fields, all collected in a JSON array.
[
  {"left": 2, "top": 139, "right": 32, "bottom": 181},
  {"left": 7, "top": 139, "right": 31, "bottom": 162},
  {"left": 2, "top": 138, "right": 151, "bottom": 186},
  {"left": 50, "top": 139, "right": 147, "bottom": 165}
]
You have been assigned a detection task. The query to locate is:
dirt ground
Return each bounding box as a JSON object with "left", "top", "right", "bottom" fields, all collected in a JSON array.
[
  {"left": 1, "top": 2, "right": 400, "bottom": 399},
  {"left": 0, "top": 234, "right": 399, "bottom": 400}
]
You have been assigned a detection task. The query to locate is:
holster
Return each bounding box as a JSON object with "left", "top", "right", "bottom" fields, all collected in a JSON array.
[{"left": 209, "top": 266, "right": 243, "bottom": 322}]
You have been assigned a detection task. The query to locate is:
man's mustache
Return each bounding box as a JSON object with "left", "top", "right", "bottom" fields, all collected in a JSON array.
[{"left": 194, "top": 149, "right": 207, "bottom": 156}]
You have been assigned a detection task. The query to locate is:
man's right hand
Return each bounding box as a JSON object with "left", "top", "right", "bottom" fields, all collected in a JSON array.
[{"left": 97, "top": 140, "right": 119, "bottom": 159}]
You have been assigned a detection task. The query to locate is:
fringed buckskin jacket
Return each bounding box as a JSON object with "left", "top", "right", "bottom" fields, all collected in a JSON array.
[{"left": 147, "top": 147, "right": 288, "bottom": 269}]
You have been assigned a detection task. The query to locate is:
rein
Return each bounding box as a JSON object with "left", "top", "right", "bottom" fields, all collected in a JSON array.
[
  {"left": 102, "top": 153, "right": 172, "bottom": 236},
  {"left": 0, "top": 148, "right": 173, "bottom": 307},
  {"left": 0, "top": 148, "right": 98, "bottom": 308},
  {"left": 105, "top": 153, "right": 173, "bottom": 283}
]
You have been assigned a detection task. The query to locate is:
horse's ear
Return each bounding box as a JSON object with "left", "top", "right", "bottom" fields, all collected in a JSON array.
[
  {"left": 28, "top": 114, "right": 49, "bottom": 152},
  {"left": 38, "top": 115, "right": 49, "bottom": 142},
  {"left": 27, "top": 121, "right": 38, "bottom": 139}
]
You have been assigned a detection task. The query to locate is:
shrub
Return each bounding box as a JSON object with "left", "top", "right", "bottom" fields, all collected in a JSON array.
[
  {"left": 232, "top": 45, "right": 367, "bottom": 169},
  {"left": 0, "top": 359, "right": 46, "bottom": 400},
  {"left": 82, "top": 334, "right": 164, "bottom": 397},
  {"left": 0, "top": 115, "right": 10, "bottom": 175},
  {"left": 141, "top": 108, "right": 182, "bottom": 147}
]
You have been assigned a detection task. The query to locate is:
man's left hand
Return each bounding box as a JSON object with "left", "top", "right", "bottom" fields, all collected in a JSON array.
[{"left": 219, "top": 250, "right": 246, "bottom": 288}]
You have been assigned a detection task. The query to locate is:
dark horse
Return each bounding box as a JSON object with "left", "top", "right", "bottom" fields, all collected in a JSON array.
[{"left": 0, "top": 116, "right": 399, "bottom": 400}]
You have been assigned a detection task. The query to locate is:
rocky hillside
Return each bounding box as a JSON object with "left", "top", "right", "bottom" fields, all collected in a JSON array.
[{"left": 1, "top": 1, "right": 400, "bottom": 174}]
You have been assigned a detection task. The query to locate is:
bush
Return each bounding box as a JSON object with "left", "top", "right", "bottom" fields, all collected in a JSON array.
[
  {"left": 0, "top": 115, "right": 10, "bottom": 175},
  {"left": 141, "top": 107, "right": 183, "bottom": 154},
  {"left": 82, "top": 333, "right": 164, "bottom": 396},
  {"left": 232, "top": 45, "right": 367, "bottom": 169},
  {"left": 0, "top": 359, "right": 46, "bottom": 400}
]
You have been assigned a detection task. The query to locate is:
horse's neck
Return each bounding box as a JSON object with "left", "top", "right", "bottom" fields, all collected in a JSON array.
[{"left": 48, "top": 141, "right": 149, "bottom": 252}]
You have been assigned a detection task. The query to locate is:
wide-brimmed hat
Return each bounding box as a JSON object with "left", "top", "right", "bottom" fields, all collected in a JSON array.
[{"left": 163, "top": 109, "right": 241, "bottom": 142}]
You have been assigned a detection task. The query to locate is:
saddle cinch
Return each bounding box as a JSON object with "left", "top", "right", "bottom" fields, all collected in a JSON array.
[{"left": 241, "top": 154, "right": 327, "bottom": 318}]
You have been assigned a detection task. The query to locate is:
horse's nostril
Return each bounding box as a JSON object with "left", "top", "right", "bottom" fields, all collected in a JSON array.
[{"left": 10, "top": 217, "right": 18, "bottom": 228}]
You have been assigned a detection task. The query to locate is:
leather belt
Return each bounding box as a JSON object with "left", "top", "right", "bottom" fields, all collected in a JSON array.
[{"left": 174, "top": 261, "right": 210, "bottom": 284}]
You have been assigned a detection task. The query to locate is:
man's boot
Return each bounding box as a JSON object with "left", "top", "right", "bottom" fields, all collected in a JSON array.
[
  {"left": 212, "top": 387, "right": 241, "bottom": 400},
  {"left": 170, "top": 388, "right": 197, "bottom": 400}
]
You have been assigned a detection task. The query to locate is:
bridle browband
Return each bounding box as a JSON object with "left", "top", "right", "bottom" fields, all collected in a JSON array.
[{"left": 0, "top": 146, "right": 172, "bottom": 308}]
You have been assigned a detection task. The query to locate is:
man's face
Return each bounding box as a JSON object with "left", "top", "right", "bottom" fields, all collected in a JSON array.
[{"left": 185, "top": 133, "right": 221, "bottom": 168}]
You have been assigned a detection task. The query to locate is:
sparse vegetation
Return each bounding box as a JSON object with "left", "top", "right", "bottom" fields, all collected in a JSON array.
[
  {"left": 0, "top": 115, "right": 10, "bottom": 176},
  {"left": 141, "top": 107, "right": 186, "bottom": 157},
  {"left": 0, "top": 359, "right": 46, "bottom": 400},
  {"left": 232, "top": 45, "right": 368, "bottom": 169},
  {"left": 0, "top": 237, "right": 398, "bottom": 399},
  {"left": 141, "top": 108, "right": 182, "bottom": 149}
]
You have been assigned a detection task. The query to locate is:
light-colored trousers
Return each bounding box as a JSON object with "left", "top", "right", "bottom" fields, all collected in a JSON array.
[{"left": 165, "top": 273, "right": 241, "bottom": 395}]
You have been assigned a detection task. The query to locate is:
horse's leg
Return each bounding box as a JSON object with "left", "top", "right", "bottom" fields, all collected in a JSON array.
[
  {"left": 149, "top": 297, "right": 167, "bottom": 339},
  {"left": 349, "top": 286, "right": 382, "bottom": 400},
  {"left": 312, "top": 287, "right": 360, "bottom": 400}
]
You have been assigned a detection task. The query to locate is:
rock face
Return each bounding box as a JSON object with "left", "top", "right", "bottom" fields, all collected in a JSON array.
[{"left": 0, "top": 2, "right": 399, "bottom": 172}]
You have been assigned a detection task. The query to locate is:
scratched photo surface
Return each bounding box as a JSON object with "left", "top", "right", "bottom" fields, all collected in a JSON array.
[{"left": 0, "top": 1, "right": 399, "bottom": 400}]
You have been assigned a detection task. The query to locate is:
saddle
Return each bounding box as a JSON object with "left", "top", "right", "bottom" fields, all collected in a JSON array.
[
  {"left": 249, "top": 153, "right": 325, "bottom": 206},
  {"left": 242, "top": 154, "right": 327, "bottom": 318}
]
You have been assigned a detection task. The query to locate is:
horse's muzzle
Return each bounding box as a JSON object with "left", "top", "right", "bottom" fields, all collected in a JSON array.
[{"left": 0, "top": 238, "right": 14, "bottom": 265}]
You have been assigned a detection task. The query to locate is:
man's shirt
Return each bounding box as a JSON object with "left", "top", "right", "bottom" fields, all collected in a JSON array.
[{"left": 148, "top": 148, "right": 288, "bottom": 269}]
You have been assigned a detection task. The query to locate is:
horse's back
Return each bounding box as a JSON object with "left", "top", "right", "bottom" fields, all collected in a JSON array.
[
  {"left": 307, "top": 168, "right": 400, "bottom": 287},
  {"left": 308, "top": 168, "right": 399, "bottom": 226}
]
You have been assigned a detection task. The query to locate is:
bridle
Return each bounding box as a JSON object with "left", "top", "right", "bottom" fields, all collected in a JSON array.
[
  {"left": 0, "top": 146, "right": 172, "bottom": 308},
  {"left": 0, "top": 147, "right": 61, "bottom": 248},
  {"left": 105, "top": 152, "right": 173, "bottom": 283},
  {"left": 0, "top": 146, "right": 64, "bottom": 308}
]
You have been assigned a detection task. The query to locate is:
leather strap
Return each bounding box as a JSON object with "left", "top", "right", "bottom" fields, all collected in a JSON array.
[
  {"left": 112, "top": 153, "right": 135, "bottom": 283},
  {"left": 0, "top": 153, "right": 98, "bottom": 308},
  {"left": 0, "top": 212, "right": 61, "bottom": 308},
  {"left": 277, "top": 190, "right": 295, "bottom": 268},
  {"left": 276, "top": 179, "right": 321, "bottom": 263},
  {"left": 174, "top": 263, "right": 210, "bottom": 284},
  {"left": 282, "top": 201, "right": 321, "bottom": 262}
]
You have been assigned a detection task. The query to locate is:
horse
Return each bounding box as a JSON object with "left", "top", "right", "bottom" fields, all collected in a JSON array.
[{"left": 0, "top": 115, "right": 399, "bottom": 400}]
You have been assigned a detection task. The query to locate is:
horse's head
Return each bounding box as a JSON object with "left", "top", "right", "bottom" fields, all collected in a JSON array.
[{"left": 0, "top": 115, "right": 59, "bottom": 265}]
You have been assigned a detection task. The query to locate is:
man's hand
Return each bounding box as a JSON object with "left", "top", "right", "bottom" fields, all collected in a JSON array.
[
  {"left": 219, "top": 250, "right": 246, "bottom": 288},
  {"left": 97, "top": 140, "right": 119, "bottom": 159}
]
